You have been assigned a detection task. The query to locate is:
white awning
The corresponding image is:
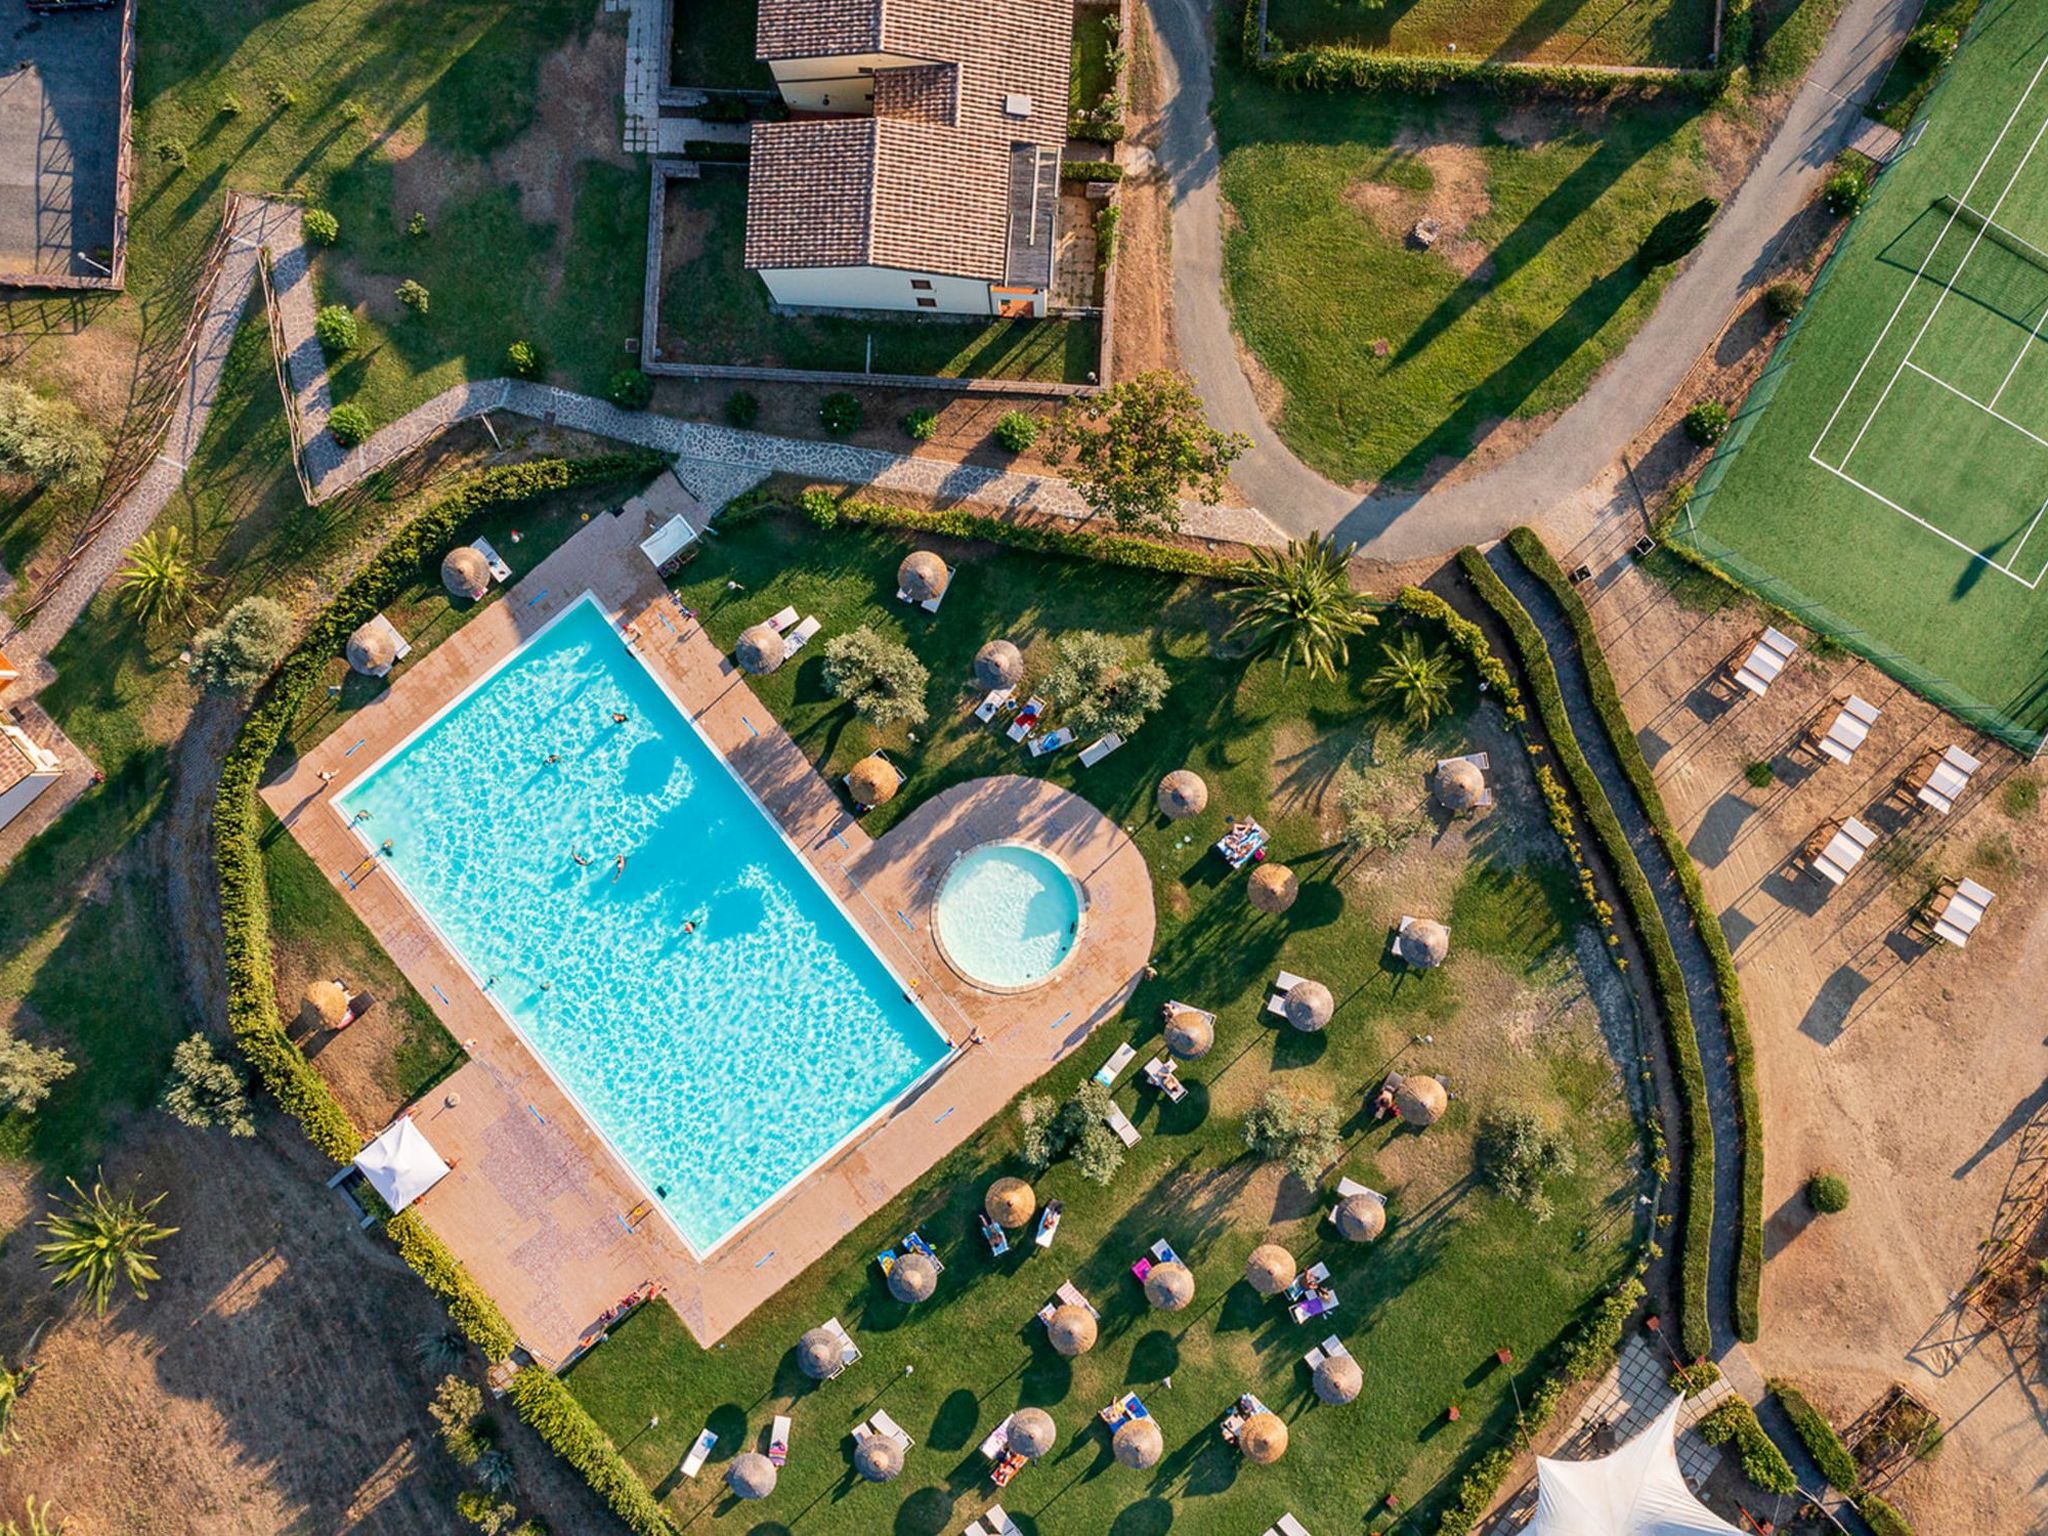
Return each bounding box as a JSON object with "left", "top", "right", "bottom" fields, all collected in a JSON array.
[
  {"left": 1533, "top": 1397, "right": 1744, "bottom": 1536},
  {"left": 353, "top": 1116, "right": 450, "bottom": 1210},
  {"left": 640, "top": 512, "right": 698, "bottom": 569}
]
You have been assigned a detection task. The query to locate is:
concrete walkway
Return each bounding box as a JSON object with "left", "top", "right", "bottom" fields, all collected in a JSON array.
[{"left": 1149, "top": 0, "right": 1926, "bottom": 559}]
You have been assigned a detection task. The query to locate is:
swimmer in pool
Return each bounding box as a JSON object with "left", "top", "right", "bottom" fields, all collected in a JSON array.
[
  {"left": 614, "top": 853, "right": 626, "bottom": 883},
  {"left": 572, "top": 850, "right": 591, "bottom": 867},
  {"left": 611, "top": 711, "right": 628, "bottom": 725}
]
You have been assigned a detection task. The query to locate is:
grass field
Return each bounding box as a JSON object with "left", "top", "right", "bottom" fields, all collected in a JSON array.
[
  {"left": 1683, "top": 0, "right": 2048, "bottom": 749},
  {"left": 670, "top": 0, "right": 774, "bottom": 89},
  {"left": 1262, "top": 0, "right": 1713, "bottom": 66},
  {"left": 1214, "top": 78, "right": 1709, "bottom": 486},
  {"left": 558, "top": 506, "right": 1646, "bottom": 1532}
]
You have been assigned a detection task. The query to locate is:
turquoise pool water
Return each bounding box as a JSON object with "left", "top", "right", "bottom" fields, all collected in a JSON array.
[
  {"left": 338, "top": 597, "right": 949, "bottom": 1253},
  {"left": 933, "top": 843, "right": 1081, "bottom": 990}
]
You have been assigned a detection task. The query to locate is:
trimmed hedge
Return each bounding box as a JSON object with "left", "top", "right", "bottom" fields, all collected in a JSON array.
[
  {"left": 1261, "top": 45, "right": 1723, "bottom": 98},
  {"left": 1698, "top": 1397, "right": 1798, "bottom": 1495},
  {"left": 1459, "top": 547, "right": 1714, "bottom": 1360},
  {"left": 1393, "top": 586, "right": 1523, "bottom": 722},
  {"left": 1061, "top": 159, "right": 1124, "bottom": 182},
  {"left": 507, "top": 1367, "right": 677, "bottom": 1536},
  {"left": 1771, "top": 1379, "right": 1919, "bottom": 1536},
  {"left": 1503, "top": 527, "right": 1763, "bottom": 1342},
  {"left": 388, "top": 1210, "right": 519, "bottom": 1361}
]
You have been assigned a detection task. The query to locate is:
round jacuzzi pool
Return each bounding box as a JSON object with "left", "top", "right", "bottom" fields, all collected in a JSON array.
[{"left": 932, "top": 842, "right": 1083, "bottom": 991}]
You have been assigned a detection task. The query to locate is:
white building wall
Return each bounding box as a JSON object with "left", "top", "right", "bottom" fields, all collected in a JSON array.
[
  {"left": 757, "top": 265, "right": 994, "bottom": 315},
  {"left": 768, "top": 53, "right": 928, "bottom": 112}
]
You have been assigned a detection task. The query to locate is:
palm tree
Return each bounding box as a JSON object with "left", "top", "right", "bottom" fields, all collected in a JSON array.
[
  {"left": 36, "top": 1175, "right": 177, "bottom": 1316},
  {"left": 1223, "top": 532, "right": 1377, "bottom": 678},
  {"left": 116, "top": 526, "right": 202, "bottom": 626},
  {"left": 1367, "top": 633, "right": 1461, "bottom": 729}
]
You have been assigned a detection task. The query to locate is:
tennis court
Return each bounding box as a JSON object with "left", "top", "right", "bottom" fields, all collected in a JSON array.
[{"left": 1680, "top": 0, "right": 2048, "bottom": 751}]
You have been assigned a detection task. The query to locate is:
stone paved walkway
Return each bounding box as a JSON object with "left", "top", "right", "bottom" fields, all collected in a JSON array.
[{"left": 610, "top": 0, "right": 663, "bottom": 153}]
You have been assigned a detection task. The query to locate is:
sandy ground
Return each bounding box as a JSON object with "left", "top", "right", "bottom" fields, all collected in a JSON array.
[
  {"left": 1576, "top": 543, "right": 2048, "bottom": 1533},
  {"left": 1111, "top": 6, "right": 1179, "bottom": 383}
]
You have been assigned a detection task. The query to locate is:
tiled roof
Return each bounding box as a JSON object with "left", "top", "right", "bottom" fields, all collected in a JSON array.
[
  {"left": 0, "top": 727, "right": 47, "bottom": 797},
  {"left": 873, "top": 63, "right": 959, "bottom": 127},
  {"left": 756, "top": 0, "right": 884, "bottom": 60},
  {"left": 745, "top": 119, "right": 876, "bottom": 271}
]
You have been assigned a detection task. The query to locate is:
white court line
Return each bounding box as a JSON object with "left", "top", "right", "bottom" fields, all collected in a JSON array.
[
  {"left": 1901, "top": 359, "right": 2048, "bottom": 452},
  {"left": 1807, "top": 451, "right": 2044, "bottom": 589},
  {"left": 2004, "top": 489, "right": 2048, "bottom": 578},
  {"left": 1952, "top": 199, "right": 2048, "bottom": 266}
]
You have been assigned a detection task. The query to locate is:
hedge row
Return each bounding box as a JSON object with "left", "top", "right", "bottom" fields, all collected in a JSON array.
[
  {"left": 1770, "top": 1380, "right": 1917, "bottom": 1536},
  {"left": 507, "top": 1367, "right": 677, "bottom": 1536},
  {"left": 1698, "top": 1397, "right": 1798, "bottom": 1495},
  {"left": 1503, "top": 527, "right": 1763, "bottom": 1342},
  {"left": 1458, "top": 547, "right": 1714, "bottom": 1360},
  {"left": 1393, "top": 586, "right": 1523, "bottom": 722},
  {"left": 387, "top": 1210, "right": 519, "bottom": 1361},
  {"left": 1061, "top": 158, "right": 1124, "bottom": 182},
  {"left": 1261, "top": 45, "right": 1724, "bottom": 98}
]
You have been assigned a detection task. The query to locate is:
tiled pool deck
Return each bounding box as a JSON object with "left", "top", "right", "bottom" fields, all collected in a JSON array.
[{"left": 265, "top": 505, "right": 1156, "bottom": 1361}]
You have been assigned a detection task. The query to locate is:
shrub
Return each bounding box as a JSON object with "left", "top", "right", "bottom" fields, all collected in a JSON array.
[
  {"left": 455, "top": 1490, "right": 516, "bottom": 1534},
  {"left": 1744, "top": 760, "right": 1774, "bottom": 789},
  {"left": 1697, "top": 1398, "right": 1797, "bottom": 1494},
  {"left": 1669, "top": 1358, "right": 1722, "bottom": 1397},
  {"left": 1242, "top": 1088, "right": 1342, "bottom": 1186},
  {"left": 607, "top": 370, "right": 653, "bottom": 411},
  {"left": 1044, "top": 629, "right": 1169, "bottom": 738},
  {"left": 2002, "top": 777, "right": 2038, "bottom": 818},
  {"left": 264, "top": 80, "right": 296, "bottom": 110},
  {"left": 1061, "top": 159, "right": 1123, "bottom": 182},
  {"left": 798, "top": 487, "right": 839, "bottom": 528},
  {"left": 0, "top": 1031, "right": 73, "bottom": 1114},
  {"left": 820, "top": 391, "right": 863, "bottom": 435},
  {"left": 994, "top": 410, "right": 1039, "bottom": 453},
  {"left": 473, "top": 1448, "right": 517, "bottom": 1495},
  {"left": 1764, "top": 280, "right": 1804, "bottom": 323},
  {"left": 431, "top": 1373, "right": 487, "bottom": 1463},
  {"left": 153, "top": 137, "right": 189, "bottom": 169},
  {"left": 1018, "top": 1083, "right": 1124, "bottom": 1183},
  {"left": 339, "top": 98, "right": 368, "bottom": 124},
  {"left": 314, "top": 305, "right": 359, "bottom": 356},
  {"left": 1808, "top": 1172, "right": 1850, "bottom": 1213},
  {"left": 408, "top": 210, "right": 429, "bottom": 239},
  {"left": 389, "top": 1211, "right": 520, "bottom": 1361},
  {"left": 1096, "top": 202, "right": 1122, "bottom": 270},
  {"left": 188, "top": 597, "right": 294, "bottom": 695},
  {"left": 1684, "top": 401, "right": 1730, "bottom": 445},
  {"left": 1476, "top": 1109, "right": 1576, "bottom": 1222},
  {"left": 1769, "top": 1379, "right": 1863, "bottom": 1494},
  {"left": 904, "top": 407, "right": 939, "bottom": 442},
  {"left": 218, "top": 90, "right": 244, "bottom": 116},
  {"left": 1825, "top": 168, "right": 1868, "bottom": 217},
  {"left": 506, "top": 341, "right": 543, "bottom": 380},
  {"left": 1905, "top": 22, "right": 1958, "bottom": 68},
  {"left": 725, "top": 389, "right": 759, "bottom": 428},
  {"left": 821, "top": 626, "right": 929, "bottom": 728},
  {"left": 327, "top": 403, "right": 373, "bottom": 447},
  {"left": 396, "top": 279, "right": 431, "bottom": 314},
  {"left": 0, "top": 381, "right": 109, "bottom": 489},
  {"left": 506, "top": 1367, "right": 673, "bottom": 1536},
  {"left": 302, "top": 207, "right": 339, "bottom": 246}
]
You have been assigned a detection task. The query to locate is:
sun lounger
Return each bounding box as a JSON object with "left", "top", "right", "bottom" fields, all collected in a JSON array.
[
  {"left": 765, "top": 605, "right": 799, "bottom": 634},
  {"left": 1105, "top": 1102, "right": 1141, "bottom": 1148},
  {"left": 979, "top": 1212, "right": 1010, "bottom": 1257},
  {"left": 1142, "top": 1056, "right": 1188, "bottom": 1103},
  {"left": 1933, "top": 878, "right": 1995, "bottom": 946},
  {"left": 1278, "top": 1515, "right": 1313, "bottom": 1536},
  {"left": 872, "top": 1408, "right": 914, "bottom": 1449},
  {"left": 1265, "top": 969, "right": 1311, "bottom": 1018},
  {"left": 984, "top": 1503, "right": 1021, "bottom": 1535},
  {"left": 1029, "top": 726, "right": 1075, "bottom": 757},
  {"left": 989, "top": 1449, "right": 1026, "bottom": 1488},
  {"left": 769, "top": 1415, "right": 791, "bottom": 1466},
  {"left": 1057, "top": 1280, "right": 1099, "bottom": 1316},
  {"left": 1006, "top": 696, "right": 1047, "bottom": 743},
  {"left": 1099, "top": 1391, "right": 1150, "bottom": 1427},
  {"left": 898, "top": 566, "right": 952, "bottom": 613},
  {"left": 1216, "top": 819, "right": 1269, "bottom": 870},
  {"left": 1915, "top": 744, "right": 1982, "bottom": 814},
  {"left": 975, "top": 686, "right": 1016, "bottom": 723},
  {"left": 904, "top": 1229, "right": 943, "bottom": 1271},
  {"left": 1151, "top": 1239, "right": 1179, "bottom": 1264},
  {"left": 1035, "top": 1201, "right": 1062, "bottom": 1249},
  {"left": 822, "top": 1315, "right": 861, "bottom": 1372},
  {"left": 1731, "top": 626, "right": 1799, "bottom": 696},
  {"left": 783, "top": 615, "right": 821, "bottom": 654},
  {"left": 1304, "top": 1335, "right": 1350, "bottom": 1372},
  {"left": 680, "top": 1427, "right": 717, "bottom": 1478},
  {"left": 1093, "top": 1041, "right": 1137, "bottom": 1086},
  {"left": 1808, "top": 817, "right": 1876, "bottom": 885},
  {"left": 1290, "top": 1291, "right": 1339, "bottom": 1325},
  {"left": 1817, "top": 695, "right": 1880, "bottom": 763},
  {"left": 470, "top": 536, "right": 513, "bottom": 583},
  {"left": 1078, "top": 732, "right": 1123, "bottom": 767},
  {"left": 980, "top": 1416, "right": 1016, "bottom": 1460},
  {"left": 1330, "top": 1179, "right": 1386, "bottom": 1227}
]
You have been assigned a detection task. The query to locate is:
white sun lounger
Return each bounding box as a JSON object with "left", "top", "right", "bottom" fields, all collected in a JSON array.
[
  {"left": 764, "top": 605, "right": 799, "bottom": 634},
  {"left": 769, "top": 1414, "right": 791, "bottom": 1466},
  {"left": 783, "top": 615, "right": 821, "bottom": 654},
  {"left": 1105, "top": 1102, "right": 1141, "bottom": 1148},
  {"left": 1304, "top": 1334, "right": 1350, "bottom": 1371},
  {"left": 1335, "top": 1176, "right": 1386, "bottom": 1203},
  {"left": 1732, "top": 626, "right": 1799, "bottom": 696},
  {"left": 1934, "top": 878, "right": 1995, "bottom": 946},
  {"left": 1143, "top": 1056, "right": 1188, "bottom": 1103},
  {"left": 975, "top": 686, "right": 1015, "bottom": 723},
  {"left": 1056, "top": 1280, "right": 1099, "bottom": 1316},
  {"left": 680, "top": 1427, "right": 717, "bottom": 1477},
  {"left": 1278, "top": 1515, "right": 1313, "bottom": 1536},
  {"left": 898, "top": 566, "right": 952, "bottom": 613},
  {"left": 1093, "top": 1042, "right": 1137, "bottom": 1086},
  {"left": 979, "top": 1415, "right": 1016, "bottom": 1460},
  {"left": 1029, "top": 726, "right": 1075, "bottom": 757},
  {"left": 823, "top": 1315, "right": 861, "bottom": 1371},
  {"left": 984, "top": 1506, "right": 1021, "bottom": 1536},
  {"left": 1817, "top": 695, "right": 1880, "bottom": 764},
  {"left": 1809, "top": 817, "right": 1876, "bottom": 885},
  {"left": 470, "top": 536, "right": 513, "bottom": 583},
  {"left": 1916, "top": 744, "right": 1982, "bottom": 814},
  {"left": 1078, "top": 733, "right": 1123, "bottom": 767},
  {"left": 1265, "top": 969, "right": 1309, "bottom": 1018},
  {"left": 1007, "top": 697, "right": 1047, "bottom": 743},
  {"left": 872, "top": 1408, "right": 914, "bottom": 1449}
]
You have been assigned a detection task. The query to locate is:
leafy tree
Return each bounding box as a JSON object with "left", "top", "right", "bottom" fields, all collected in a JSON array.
[
  {"left": 994, "top": 410, "right": 1039, "bottom": 453},
  {"left": 1224, "top": 533, "right": 1378, "bottom": 678},
  {"left": 1051, "top": 370, "right": 1248, "bottom": 534},
  {"left": 158, "top": 1033, "right": 255, "bottom": 1136},
  {"left": 1015, "top": 1084, "right": 1122, "bottom": 1184},
  {"left": 0, "top": 383, "right": 109, "bottom": 490},
  {"left": 1366, "top": 632, "right": 1460, "bottom": 729},
  {"left": 1763, "top": 280, "right": 1804, "bottom": 323},
  {"left": 1476, "top": 1109, "right": 1576, "bottom": 1222},
  {"left": 117, "top": 527, "right": 202, "bottom": 626},
  {"left": 187, "top": 597, "right": 292, "bottom": 695},
  {"left": 328, "top": 403, "right": 373, "bottom": 447},
  {"left": 455, "top": 1491, "right": 515, "bottom": 1534},
  {"left": 1043, "top": 630, "right": 1168, "bottom": 738},
  {"left": 821, "top": 626, "right": 929, "bottom": 728},
  {"left": 0, "top": 1034, "right": 73, "bottom": 1115},
  {"left": 36, "top": 1175, "right": 177, "bottom": 1315},
  {"left": 314, "top": 305, "right": 358, "bottom": 356},
  {"left": 431, "top": 1374, "right": 488, "bottom": 1464},
  {"left": 1242, "top": 1089, "right": 1340, "bottom": 1185}
]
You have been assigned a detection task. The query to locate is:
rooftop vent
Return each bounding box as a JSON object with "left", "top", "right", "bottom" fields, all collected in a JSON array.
[{"left": 1003, "top": 93, "right": 1032, "bottom": 118}]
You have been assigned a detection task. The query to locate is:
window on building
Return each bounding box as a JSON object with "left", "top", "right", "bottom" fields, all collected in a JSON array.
[
  {"left": 910, "top": 279, "right": 933, "bottom": 291},
  {"left": 916, "top": 297, "right": 938, "bottom": 308}
]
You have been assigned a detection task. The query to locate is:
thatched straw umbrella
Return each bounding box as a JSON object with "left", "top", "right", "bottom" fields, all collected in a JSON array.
[
  {"left": 1397, "top": 919, "right": 1451, "bottom": 968},
  {"left": 1240, "top": 1412, "right": 1288, "bottom": 1464},
  {"left": 1248, "top": 863, "right": 1298, "bottom": 915},
  {"left": 1334, "top": 1193, "right": 1385, "bottom": 1243},
  {"left": 300, "top": 980, "right": 349, "bottom": 1031},
  {"left": 847, "top": 754, "right": 901, "bottom": 809},
  {"left": 1246, "top": 1243, "right": 1296, "bottom": 1296},
  {"left": 855, "top": 1432, "right": 905, "bottom": 1482},
  {"left": 1156, "top": 770, "right": 1209, "bottom": 820},
  {"left": 887, "top": 1249, "right": 937, "bottom": 1304},
  {"left": 735, "top": 622, "right": 786, "bottom": 676},
  {"left": 728, "top": 1450, "right": 777, "bottom": 1499},
  {"left": 1143, "top": 1260, "right": 1195, "bottom": 1311},
  {"left": 1436, "top": 758, "right": 1486, "bottom": 813},
  {"left": 1008, "top": 1407, "right": 1057, "bottom": 1459},
  {"left": 985, "top": 1176, "right": 1035, "bottom": 1229},
  {"left": 1314, "top": 1352, "right": 1363, "bottom": 1405},
  {"left": 1282, "top": 979, "right": 1334, "bottom": 1032},
  {"left": 1047, "top": 1304, "right": 1097, "bottom": 1357},
  {"left": 441, "top": 546, "right": 490, "bottom": 601},
  {"left": 1114, "top": 1416, "right": 1164, "bottom": 1469},
  {"left": 1396, "top": 1074, "right": 1448, "bottom": 1128},
  {"left": 345, "top": 620, "right": 397, "bottom": 677},
  {"left": 898, "top": 551, "right": 949, "bottom": 604},
  {"left": 974, "top": 639, "right": 1024, "bottom": 690},
  {"left": 1164, "top": 1006, "right": 1214, "bottom": 1061},
  {"left": 797, "top": 1326, "right": 846, "bottom": 1380}
]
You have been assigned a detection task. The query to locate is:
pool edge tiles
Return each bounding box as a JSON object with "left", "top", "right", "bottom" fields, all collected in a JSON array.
[{"left": 335, "top": 593, "right": 953, "bottom": 1258}]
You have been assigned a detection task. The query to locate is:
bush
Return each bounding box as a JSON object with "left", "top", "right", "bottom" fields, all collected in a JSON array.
[
  {"left": 264, "top": 79, "right": 297, "bottom": 110},
  {"left": 218, "top": 91, "right": 243, "bottom": 117},
  {"left": 1764, "top": 280, "right": 1804, "bottom": 323},
  {"left": 1096, "top": 202, "right": 1122, "bottom": 270},
  {"left": 1476, "top": 1109, "right": 1576, "bottom": 1222},
  {"left": 1825, "top": 168, "right": 1868, "bottom": 217},
  {"left": 994, "top": 410, "right": 1040, "bottom": 453},
  {"left": 1669, "top": 1358, "right": 1722, "bottom": 1397},
  {"left": 1905, "top": 22, "right": 1958, "bottom": 68},
  {"left": 302, "top": 207, "right": 339, "bottom": 246},
  {"left": 607, "top": 369, "right": 653, "bottom": 411},
  {"left": 904, "top": 407, "right": 939, "bottom": 442},
  {"left": 327, "top": 403, "right": 373, "bottom": 447},
  {"left": 1697, "top": 1398, "right": 1797, "bottom": 1494},
  {"left": 725, "top": 389, "right": 760, "bottom": 428},
  {"left": 798, "top": 487, "right": 839, "bottom": 528},
  {"left": 431, "top": 1373, "right": 487, "bottom": 1463},
  {"left": 1744, "top": 760, "right": 1774, "bottom": 789},
  {"left": 1242, "top": 1088, "right": 1342, "bottom": 1185},
  {"left": 1061, "top": 159, "right": 1124, "bottom": 182},
  {"left": 188, "top": 596, "right": 293, "bottom": 695},
  {"left": 408, "top": 210, "right": 429, "bottom": 239},
  {"left": 314, "top": 305, "right": 359, "bottom": 356},
  {"left": 1808, "top": 1172, "right": 1850, "bottom": 1213},
  {"left": 0, "top": 1031, "right": 73, "bottom": 1114},
  {"left": 153, "top": 137, "right": 189, "bottom": 169},
  {"left": 396, "top": 278, "right": 431, "bottom": 314},
  {"left": 820, "top": 391, "right": 863, "bottom": 435},
  {"left": 821, "top": 626, "right": 929, "bottom": 728},
  {"left": 1044, "top": 629, "right": 1169, "bottom": 739},
  {"left": 1770, "top": 1380, "right": 1863, "bottom": 1494},
  {"left": 506, "top": 341, "right": 543, "bottom": 380},
  {"left": 455, "top": 1491, "right": 516, "bottom": 1534},
  {"left": 1684, "top": 401, "right": 1730, "bottom": 445},
  {"left": 1018, "top": 1083, "right": 1124, "bottom": 1184},
  {"left": 506, "top": 1367, "right": 674, "bottom": 1536},
  {"left": 0, "top": 381, "right": 109, "bottom": 489},
  {"left": 389, "top": 1211, "right": 520, "bottom": 1360}
]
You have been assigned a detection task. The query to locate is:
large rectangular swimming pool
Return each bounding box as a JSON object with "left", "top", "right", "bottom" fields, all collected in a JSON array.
[{"left": 339, "top": 596, "right": 950, "bottom": 1253}]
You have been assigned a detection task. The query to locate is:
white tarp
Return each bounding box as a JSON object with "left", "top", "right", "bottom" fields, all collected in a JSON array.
[
  {"left": 639, "top": 512, "right": 698, "bottom": 569},
  {"left": 1534, "top": 1397, "right": 1745, "bottom": 1536},
  {"left": 354, "top": 1116, "right": 450, "bottom": 1210}
]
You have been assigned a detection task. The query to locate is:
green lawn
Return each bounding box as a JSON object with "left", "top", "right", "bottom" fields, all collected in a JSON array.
[
  {"left": 1864, "top": 0, "right": 1979, "bottom": 127},
  {"left": 660, "top": 173, "right": 1101, "bottom": 383},
  {"left": 1214, "top": 77, "right": 1709, "bottom": 486},
  {"left": 670, "top": 0, "right": 774, "bottom": 89},
  {"left": 1073, "top": 6, "right": 1124, "bottom": 123},
  {"left": 560, "top": 505, "right": 1645, "bottom": 1532},
  {"left": 1263, "top": 0, "right": 1713, "bottom": 66}
]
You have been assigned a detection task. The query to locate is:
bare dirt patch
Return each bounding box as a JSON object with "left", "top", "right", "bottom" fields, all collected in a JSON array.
[
  {"left": 490, "top": 23, "right": 632, "bottom": 233},
  {"left": 1234, "top": 333, "right": 1287, "bottom": 420},
  {"left": 1110, "top": 9, "right": 1179, "bottom": 380},
  {"left": 1344, "top": 141, "right": 1493, "bottom": 278}
]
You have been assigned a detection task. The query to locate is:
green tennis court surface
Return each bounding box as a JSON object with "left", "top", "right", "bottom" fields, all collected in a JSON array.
[{"left": 1680, "top": 0, "right": 2048, "bottom": 751}]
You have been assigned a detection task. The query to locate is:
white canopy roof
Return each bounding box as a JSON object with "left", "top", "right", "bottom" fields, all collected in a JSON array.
[
  {"left": 354, "top": 1116, "right": 450, "bottom": 1210},
  {"left": 1534, "top": 1398, "right": 1744, "bottom": 1536},
  {"left": 639, "top": 511, "right": 698, "bottom": 569}
]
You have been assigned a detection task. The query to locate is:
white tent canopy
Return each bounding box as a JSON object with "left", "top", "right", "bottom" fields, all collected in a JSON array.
[
  {"left": 639, "top": 512, "right": 698, "bottom": 570},
  {"left": 1534, "top": 1397, "right": 1744, "bottom": 1536},
  {"left": 354, "top": 1116, "right": 450, "bottom": 1210}
]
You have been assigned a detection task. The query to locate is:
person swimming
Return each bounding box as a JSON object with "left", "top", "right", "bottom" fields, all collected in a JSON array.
[
  {"left": 572, "top": 850, "right": 591, "bottom": 867},
  {"left": 613, "top": 853, "right": 626, "bottom": 883}
]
